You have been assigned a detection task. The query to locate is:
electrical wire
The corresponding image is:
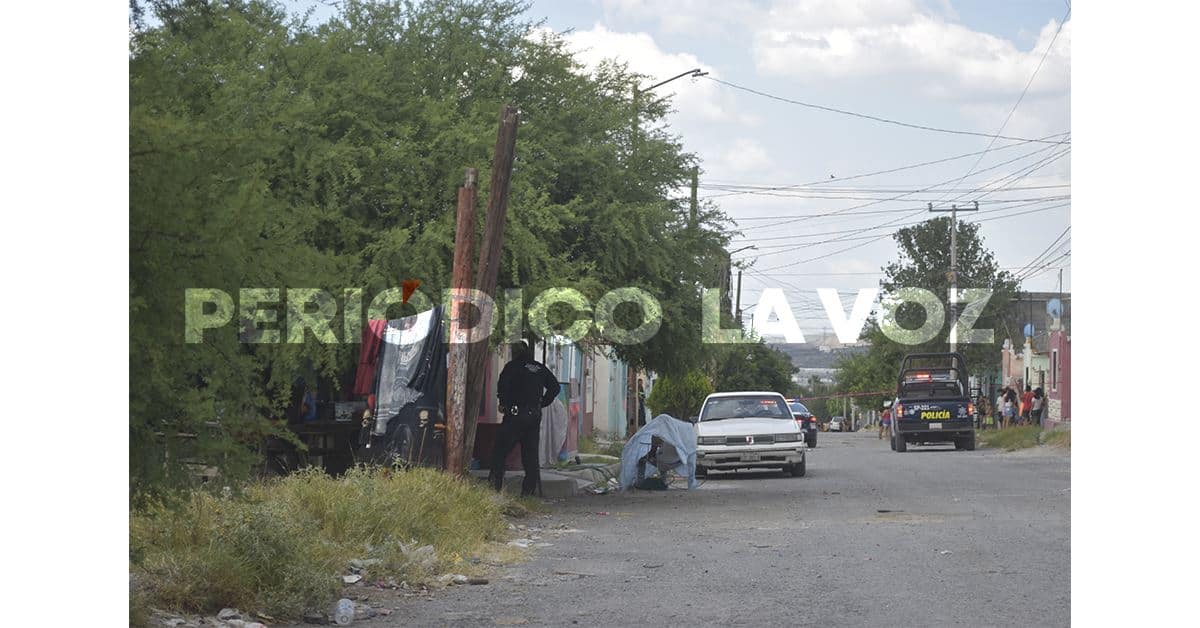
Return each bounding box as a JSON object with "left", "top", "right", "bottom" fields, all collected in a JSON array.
[
  {"left": 929, "top": 6, "right": 1070, "bottom": 210},
  {"left": 732, "top": 140, "right": 1067, "bottom": 233},
  {"left": 701, "top": 131, "right": 1071, "bottom": 201},
  {"left": 702, "top": 75, "right": 1070, "bottom": 145},
  {"left": 1010, "top": 226, "right": 1071, "bottom": 278}
]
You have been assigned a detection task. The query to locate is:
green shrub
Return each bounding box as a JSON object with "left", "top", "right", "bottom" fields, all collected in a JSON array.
[{"left": 130, "top": 466, "right": 513, "bottom": 619}]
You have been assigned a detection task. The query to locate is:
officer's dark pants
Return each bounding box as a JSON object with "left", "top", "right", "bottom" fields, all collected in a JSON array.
[{"left": 490, "top": 409, "right": 541, "bottom": 496}]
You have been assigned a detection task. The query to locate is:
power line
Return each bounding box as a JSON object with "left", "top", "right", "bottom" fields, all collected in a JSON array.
[
  {"left": 1011, "top": 226, "right": 1071, "bottom": 277},
  {"left": 733, "top": 141, "right": 1067, "bottom": 233},
  {"left": 699, "top": 131, "right": 1071, "bottom": 200},
  {"left": 930, "top": 6, "right": 1070, "bottom": 210},
  {"left": 728, "top": 195, "right": 1070, "bottom": 229},
  {"left": 736, "top": 167, "right": 1072, "bottom": 266},
  {"left": 702, "top": 75, "right": 1070, "bottom": 145},
  {"left": 744, "top": 198, "right": 1069, "bottom": 273},
  {"left": 1016, "top": 239, "right": 1071, "bottom": 281},
  {"left": 739, "top": 198, "right": 1069, "bottom": 251}
]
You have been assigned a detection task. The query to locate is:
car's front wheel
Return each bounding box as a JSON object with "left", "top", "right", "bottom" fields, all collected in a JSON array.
[{"left": 790, "top": 457, "right": 806, "bottom": 477}]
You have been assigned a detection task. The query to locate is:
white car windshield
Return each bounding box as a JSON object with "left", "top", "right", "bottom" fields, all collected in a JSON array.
[{"left": 701, "top": 395, "right": 791, "bottom": 421}]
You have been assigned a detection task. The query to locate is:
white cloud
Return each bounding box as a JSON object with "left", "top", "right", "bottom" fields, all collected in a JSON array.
[
  {"left": 710, "top": 138, "right": 773, "bottom": 175},
  {"left": 752, "top": 0, "right": 1070, "bottom": 101},
  {"left": 557, "top": 24, "right": 753, "bottom": 125}
]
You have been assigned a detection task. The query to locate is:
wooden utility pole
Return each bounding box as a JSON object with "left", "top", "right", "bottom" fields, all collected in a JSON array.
[
  {"left": 445, "top": 168, "right": 478, "bottom": 477},
  {"left": 462, "top": 105, "right": 521, "bottom": 465}
]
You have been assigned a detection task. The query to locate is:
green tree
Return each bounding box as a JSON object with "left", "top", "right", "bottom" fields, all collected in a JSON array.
[
  {"left": 129, "top": 0, "right": 734, "bottom": 501},
  {"left": 709, "top": 341, "right": 798, "bottom": 397},
  {"left": 646, "top": 370, "right": 713, "bottom": 419},
  {"left": 836, "top": 217, "right": 1019, "bottom": 411}
]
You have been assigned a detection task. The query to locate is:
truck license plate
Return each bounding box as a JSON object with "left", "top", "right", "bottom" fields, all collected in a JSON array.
[
  {"left": 929, "top": 423, "right": 942, "bottom": 430},
  {"left": 742, "top": 453, "right": 761, "bottom": 462}
]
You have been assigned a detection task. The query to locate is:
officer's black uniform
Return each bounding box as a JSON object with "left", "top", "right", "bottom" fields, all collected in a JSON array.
[{"left": 490, "top": 346, "right": 560, "bottom": 496}]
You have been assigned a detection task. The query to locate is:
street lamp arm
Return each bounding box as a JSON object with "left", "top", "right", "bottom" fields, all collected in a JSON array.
[{"left": 642, "top": 68, "right": 707, "bottom": 93}]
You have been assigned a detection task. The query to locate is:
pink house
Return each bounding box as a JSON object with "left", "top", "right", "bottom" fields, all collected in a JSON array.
[{"left": 1045, "top": 329, "right": 1070, "bottom": 429}]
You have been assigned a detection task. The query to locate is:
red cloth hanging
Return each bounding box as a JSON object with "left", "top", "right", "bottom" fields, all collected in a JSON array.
[{"left": 353, "top": 319, "right": 389, "bottom": 396}]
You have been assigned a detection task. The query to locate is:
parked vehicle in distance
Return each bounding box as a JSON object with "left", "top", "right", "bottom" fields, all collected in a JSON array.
[
  {"left": 788, "top": 400, "right": 818, "bottom": 448},
  {"left": 694, "top": 392, "right": 807, "bottom": 477},
  {"left": 829, "top": 416, "right": 845, "bottom": 432},
  {"left": 890, "top": 352, "right": 975, "bottom": 452}
]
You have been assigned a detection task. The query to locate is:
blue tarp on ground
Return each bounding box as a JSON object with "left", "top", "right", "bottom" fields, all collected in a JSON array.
[{"left": 619, "top": 414, "right": 698, "bottom": 490}]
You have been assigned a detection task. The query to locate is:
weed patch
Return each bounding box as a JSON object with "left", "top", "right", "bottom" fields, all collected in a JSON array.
[
  {"left": 978, "top": 426, "right": 1043, "bottom": 451},
  {"left": 131, "top": 467, "right": 515, "bottom": 620},
  {"left": 1044, "top": 429, "right": 1071, "bottom": 449},
  {"left": 578, "top": 434, "right": 624, "bottom": 458}
]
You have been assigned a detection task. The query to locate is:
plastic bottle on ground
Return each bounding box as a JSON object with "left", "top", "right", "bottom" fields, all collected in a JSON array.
[{"left": 333, "top": 598, "right": 354, "bottom": 625}]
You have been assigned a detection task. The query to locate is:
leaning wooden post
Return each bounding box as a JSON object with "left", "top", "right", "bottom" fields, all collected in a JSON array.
[
  {"left": 445, "top": 168, "right": 478, "bottom": 477},
  {"left": 463, "top": 105, "right": 520, "bottom": 466}
]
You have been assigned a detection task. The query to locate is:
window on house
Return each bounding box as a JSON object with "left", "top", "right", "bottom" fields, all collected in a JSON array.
[{"left": 1051, "top": 350, "right": 1059, "bottom": 392}]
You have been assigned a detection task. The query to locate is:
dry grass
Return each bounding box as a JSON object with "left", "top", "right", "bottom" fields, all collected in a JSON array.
[
  {"left": 978, "top": 426, "right": 1043, "bottom": 451},
  {"left": 130, "top": 466, "right": 516, "bottom": 620},
  {"left": 1043, "top": 429, "right": 1071, "bottom": 449}
]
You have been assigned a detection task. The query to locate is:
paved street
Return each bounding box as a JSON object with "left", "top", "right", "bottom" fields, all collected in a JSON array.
[{"left": 388, "top": 431, "right": 1070, "bottom": 627}]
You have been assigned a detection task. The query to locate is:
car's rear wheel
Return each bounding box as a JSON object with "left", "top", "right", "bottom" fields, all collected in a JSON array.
[
  {"left": 963, "top": 435, "right": 976, "bottom": 451},
  {"left": 807, "top": 433, "right": 817, "bottom": 448},
  {"left": 894, "top": 433, "right": 907, "bottom": 452}
]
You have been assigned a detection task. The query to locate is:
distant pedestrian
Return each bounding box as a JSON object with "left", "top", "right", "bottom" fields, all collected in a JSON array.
[
  {"left": 1032, "top": 387, "right": 1045, "bottom": 426},
  {"left": 490, "top": 341, "right": 561, "bottom": 497},
  {"left": 977, "top": 393, "right": 992, "bottom": 430},
  {"left": 1002, "top": 387, "right": 1017, "bottom": 429},
  {"left": 879, "top": 403, "right": 892, "bottom": 440},
  {"left": 1020, "top": 385, "right": 1034, "bottom": 426}
]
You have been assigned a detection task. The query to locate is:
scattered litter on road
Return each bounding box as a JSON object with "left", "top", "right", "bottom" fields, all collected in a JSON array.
[
  {"left": 553, "top": 570, "right": 594, "bottom": 577},
  {"left": 750, "top": 543, "right": 772, "bottom": 549},
  {"left": 938, "top": 550, "right": 953, "bottom": 555},
  {"left": 333, "top": 598, "right": 355, "bottom": 625},
  {"left": 643, "top": 562, "right": 664, "bottom": 568},
  {"left": 343, "top": 574, "right": 363, "bottom": 584},
  {"left": 593, "top": 511, "right": 610, "bottom": 516},
  {"left": 468, "top": 577, "right": 489, "bottom": 585}
]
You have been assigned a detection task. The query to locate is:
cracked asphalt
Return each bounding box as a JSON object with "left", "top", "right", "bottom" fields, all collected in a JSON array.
[{"left": 383, "top": 430, "right": 1069, "bottom": 627}]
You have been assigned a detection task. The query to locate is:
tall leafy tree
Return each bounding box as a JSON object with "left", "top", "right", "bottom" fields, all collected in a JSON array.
[
  {"left": 836, "top": 217, "right": 1019, "bottom": 411},
  {"left": 129, "top": 0, "right": 734, "bottom": 500}
]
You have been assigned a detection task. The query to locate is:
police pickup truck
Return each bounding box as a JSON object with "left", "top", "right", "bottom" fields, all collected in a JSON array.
[{"left": 889, "top": 352, "right": 975, "bottom": 452}]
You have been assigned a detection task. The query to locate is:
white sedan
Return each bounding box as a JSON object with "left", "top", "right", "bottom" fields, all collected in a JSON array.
[{"left": 694, "top": 391, "right": 807, "bottom": 477}]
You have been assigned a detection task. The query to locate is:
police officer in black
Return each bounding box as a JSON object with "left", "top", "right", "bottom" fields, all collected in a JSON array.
[{"left": 490, "top": 341, "right": 560, "bottom": 496}]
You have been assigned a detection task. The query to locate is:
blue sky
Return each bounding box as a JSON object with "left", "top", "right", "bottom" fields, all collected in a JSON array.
[{"left": 291, "top": 0, "right": 1070, "bottom": 333}]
